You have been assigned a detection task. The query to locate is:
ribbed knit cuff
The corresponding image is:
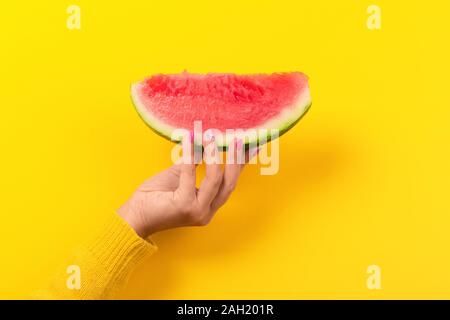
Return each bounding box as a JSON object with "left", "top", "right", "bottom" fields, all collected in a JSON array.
[
  {"left": 75, "top": 211, "right": 158, "bottom": 299},
  {"left": 32, "top": 211, "right": 157, "bottom": 300},
  {"left": 87, "top": 211, "right": 157, "bottom": 265}
]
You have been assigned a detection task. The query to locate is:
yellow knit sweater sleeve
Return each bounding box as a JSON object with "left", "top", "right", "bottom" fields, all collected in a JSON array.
[{"left": 33, "top": 212, "right": 157, "bottom": 300}]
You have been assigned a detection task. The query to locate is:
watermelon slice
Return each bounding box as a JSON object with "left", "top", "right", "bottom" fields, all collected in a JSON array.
[{"left": 131, "top": 72, "right": 311, "bottom": 148}]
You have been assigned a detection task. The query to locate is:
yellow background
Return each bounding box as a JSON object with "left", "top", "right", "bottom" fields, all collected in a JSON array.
[{"left": 1, "top": 0, "right": 449, "bottom": 299}]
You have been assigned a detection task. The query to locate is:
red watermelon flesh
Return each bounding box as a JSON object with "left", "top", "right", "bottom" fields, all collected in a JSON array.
[{"left": 131, "top": 72, "right": 311, "bottom": 147}]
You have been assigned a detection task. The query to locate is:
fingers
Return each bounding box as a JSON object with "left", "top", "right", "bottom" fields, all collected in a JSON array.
[
  {"left": 176, "top": 135, "right": 258, "bottom": 226},
  {"left": 246, "top": 144, "right": 259, "bottom": 165},
  {"left": 210, "top": 140, "right": 260, "bottom": 212},
  {"left": 210, "top": 139, "right": 243, "bottom": 211},
  {"left": 210, "top": 163, "right": 241, "bottom": 212},
  {"left": 197, "top": 137, "right": 223, "bottom": 207},
  {"left": 177, "top": 132, "right": 196, "bottom": 198}
]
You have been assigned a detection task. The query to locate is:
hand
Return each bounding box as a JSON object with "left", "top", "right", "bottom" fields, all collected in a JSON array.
[{"left": 117, "top": 138, "right": 256, "bottom": 238}]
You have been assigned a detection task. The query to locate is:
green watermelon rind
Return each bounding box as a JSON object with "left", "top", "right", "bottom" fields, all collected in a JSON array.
[{"left": 131, "top": 81, "right": 312, "bottom": 149}]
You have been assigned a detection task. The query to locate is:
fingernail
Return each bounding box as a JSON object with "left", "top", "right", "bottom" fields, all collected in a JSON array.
[{"left": 237, "top": 139, "right": 243, "bottom": 150}]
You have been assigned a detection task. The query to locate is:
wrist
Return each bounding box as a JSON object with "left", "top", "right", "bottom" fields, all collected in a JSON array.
[{"left": 117, "top": 202, "right": 148, "bottom": 238}]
